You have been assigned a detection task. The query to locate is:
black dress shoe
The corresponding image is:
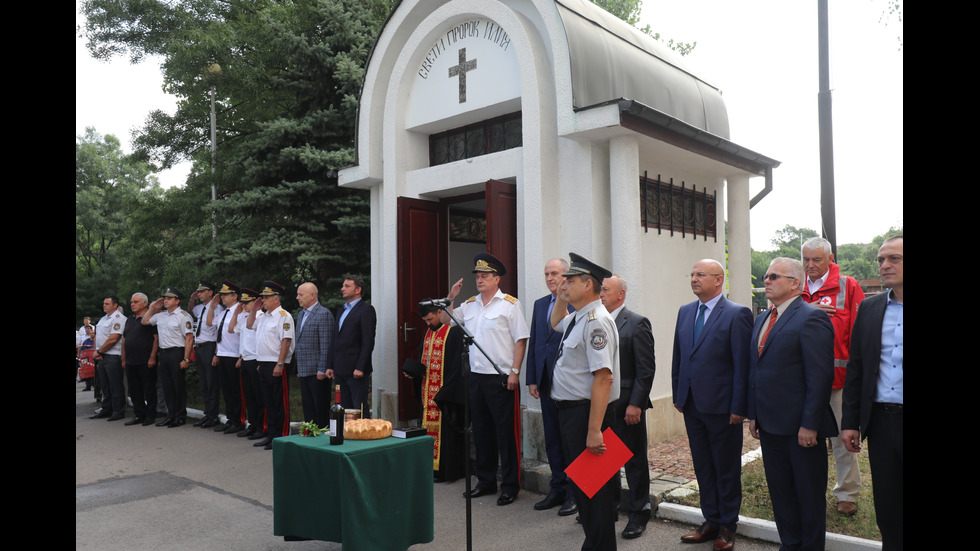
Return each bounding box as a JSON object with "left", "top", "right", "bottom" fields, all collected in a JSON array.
[
  {"left": 622, "top": 511, "right": 650, "bottom": 539},
  {"left": 169, "top": 419, "right": 186, "bottom": 428},
  {"left": 224, "top": 424, "right": 245, "bottom": 434},
  {"left": 496, "top": 493, "right": 517, "bottom": 506},
  {"left": 201, "top": 418, "right": 219, "bottom": 429},
  {"left": 534, "top": 491, "right": 565, "bottom": 511},
  {"left": 90, "top": 411, "right": 111, "bottom": 419},
  {"left": 239, "top": 426, "right": 258, "bottom": 438},
  {"left": 464, "top": 485, "right": 497, "bottom": 498},
  {"left": 264, "top": 441, "right": 274, "bottom": 450},
  {"left": 142, "top": 417, "right": 156, "bottom": 426},
  {"left": 254, "top": 436, "right": 274, "bottom": 447},
  {"left": 156, "top": 418, "right": 175, "bottom": 427},
  {"left": 124, "top": 417, "right": 144, "bottom": 426},
  {"left": 107, "top": 413, "right": 125, "bottom": 421},
  {"left": 248, "top": 431, "right": 268, "bottom": 441},
  {"left": 213, "top": 423, "right": 230, "bottom": 432},
  {"left": 558, "top": 498, "right": 578, "bottom": 516},
  {"left": 193, "top": 418, "right": 207, "bottom": 427}
]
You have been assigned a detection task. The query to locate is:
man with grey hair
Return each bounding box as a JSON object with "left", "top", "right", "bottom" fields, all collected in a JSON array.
[
  {"left": 800, "top": 236, "right": 865, "bottom": 516},
  {"left": 749, "top": 257, "right": 835, "bottom": 551},
  {"left": 526, "top": 258, "right": 577, "bottom": 516},
  {"left": 122, "top": 292, "right": 160, "bottom": 425}
]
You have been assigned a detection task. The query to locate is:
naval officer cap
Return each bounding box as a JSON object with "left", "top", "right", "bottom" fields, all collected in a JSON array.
[
  {"left": 563, "top": 252, "right": 612, "bottom": 281},
  {"left": 259, "top": 280, "right": 285, "bottom": 296},
  {"left": 161, "top": 286, "right": 184, "bottom": 300},
  {"left": 218, "top": 279, "right": 240, "bottom": 295},
  {"left": 472, "top": 252, "right": 507, "bottom": 276},
  {"left": 238, "top": 287, "right": 258, "bottom": 303},
  {"left": 195, "top": 280, "right": 217, "bottom": 293}
]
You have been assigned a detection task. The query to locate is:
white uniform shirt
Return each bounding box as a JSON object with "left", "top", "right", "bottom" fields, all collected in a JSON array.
[
  {"left": 192, "top": 302, "right": 224, "bottom": 344},
  {"left": 235, "top": 311, "right": 259, "bottom": 361},
  {"left": 95, "top": 309, "right": 126, "bottom": 355},
  {"left": 148, "top": 308, "right": 194, "bottom": 349},
  {"left": 455, "top": 289, "right": 530, "bottom": 375},
  {"left": 215, "top": 304, "right": 241, "bottom": 358},
  {"left": 254, "top": 306, "right": 296, "bottom": 363},
  {"left": 551, "top": 299, "right": 620, "bottom": 402}
]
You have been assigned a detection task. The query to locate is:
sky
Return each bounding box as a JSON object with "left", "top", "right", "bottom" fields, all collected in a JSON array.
[{"left": 75, "top": 0, "right": 903, "bottom": 251}]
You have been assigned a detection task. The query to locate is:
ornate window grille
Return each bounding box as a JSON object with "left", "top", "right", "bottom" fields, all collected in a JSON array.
[
  {"left": 640, "top": 173, "right": 717, "bottom": 241},
  {"left": 429, "top": 112, "right": 522, "bottom": 166}
]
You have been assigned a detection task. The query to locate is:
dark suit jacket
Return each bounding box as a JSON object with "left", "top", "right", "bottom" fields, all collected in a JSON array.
[
  {"left": 614, "top": 307, "right": 655, "bottom": 408},
  {"left": 672, "top": 296, "right": 753, "bottom": 416},
  {"left": 748, "top": 297, "right": 837, "bottom": 437},
  {"left": 841, "top": 291, "right": 890, "bottom": 439},
  {"left": 330, "top": 300, "right": 377, "bottom": 377},
  {"left": 294, "top": 302, "right": 335, "bottom": 377},
  {"left": 525, "top": 294, "right": 572, "bottom": 395}
]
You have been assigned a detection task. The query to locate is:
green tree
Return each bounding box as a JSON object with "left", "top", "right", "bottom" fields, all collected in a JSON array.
[
  {"left": 81, "top": 0, "right": 392, "bottom": 310},
  {"left": 76, "top": 127, "right": 162, "bottom": 322}
]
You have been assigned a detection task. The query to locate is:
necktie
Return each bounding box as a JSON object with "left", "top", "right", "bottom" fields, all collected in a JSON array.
[
  {"left": 555, "top": 315, "right": 577, "bottom": 361},
  {"left": 216, "top": 309, "right": 229, "bottom": 344},
  {"left": 196, "top": 305, "right": 204, "bottom": 337},
  {"left": 693, "top": 304, "right": 707, "bottom": 342},
  {"left": 758, "top": 308, "right": 778, "bottom": 356}
]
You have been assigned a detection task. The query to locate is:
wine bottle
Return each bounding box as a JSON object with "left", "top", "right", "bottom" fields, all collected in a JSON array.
[{"left": 330, "top": 384, "right": 345, "bottom": 445}]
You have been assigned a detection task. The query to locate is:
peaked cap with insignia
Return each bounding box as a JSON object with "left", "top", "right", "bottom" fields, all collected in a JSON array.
[
  {"left": 472, "top": 252, "right": 507, "bottom": 276},
  {"left": 161, "top": 286, "right": 184, "bottom": 300},
  {"left": 563, "top": 252, "right": 612, "bottom": 281},
  {"left": 238, "top": 287, "right": 258, "bottom": 303},
  {"left": 195, "top": 280, "right": 217, "bottom": 293},
  {"left": 218, "top": 279, "right": 240, "bottom": 294},
  {"left": 259, "top": 280, "right": 285, "bottom": 296}
]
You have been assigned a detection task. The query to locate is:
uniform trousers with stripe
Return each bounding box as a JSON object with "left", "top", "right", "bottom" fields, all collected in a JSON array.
[
  {"left": 217, "top": 355, "right": 243, "bottom": 425},
  {"left": 258, "top": 361, "right": 290, "bottom": 437}
]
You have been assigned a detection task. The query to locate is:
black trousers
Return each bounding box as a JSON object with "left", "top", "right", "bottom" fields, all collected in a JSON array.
[
  {"left": 299, "top": 374, "right": 332, "bottom": 427},
  {"left": 610, "top": 393, "right": 650, "bottom": 516},
  {"left": 217, "top": 355, "right": 243, "bottom": 425},
  {"left": 195, "top": 342, "right": 219, "bottom": 420},
  {"left": 337, "top": 373, "right": 370, "bottom": 418},
  {"left": 868, "top": 404, "right": 903, "bottom": 551},
  {"left": 558, "top": 400, "right": 618, "bottom": 551},
  {"left": 126, "top": 362, "right": 157, "bottom": 420},
  {"left": 240, "top": 359, "right": 265, "bottom": 431},
  {"left": 97, "top": 354, "right": 125, "bottom": 416},
  {"left": 158, "top": 348, "right": 187, "bottom": 421},
  {"left": 258, "top": 361, "right": 290, "bottom": 437},
  {"left": 469, "top": 373, "right": 521, "bottom": 495}
]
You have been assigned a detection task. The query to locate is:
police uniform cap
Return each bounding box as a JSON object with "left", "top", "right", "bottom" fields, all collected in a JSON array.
[
  {"left": 218, "top": 279, "right": 240, "bottom": 294},
  {"left": 161, "top": 286, "right": 184, "bottom": 300},
  {"left": 259, "top": 280, "right": 285, "bottom": 296},
  {"left": 563, "top": 252, "right": 612, "bottom": 281},
  {"left": 238, "top": 287, "right": 258, "bottom": 303},
  {"left": 196, "top": 280, "right": 217, "bottom": 293},
  {"left": 472, "top": 252, "right": 507, "bottom": 276}
]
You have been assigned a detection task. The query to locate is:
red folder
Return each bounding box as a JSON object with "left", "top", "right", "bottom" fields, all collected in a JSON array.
[{"left": 564, "top": 427, "right": 633, "bottom": 499}]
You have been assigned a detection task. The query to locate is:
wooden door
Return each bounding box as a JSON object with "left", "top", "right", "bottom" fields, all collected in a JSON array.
[{"left": 485, "top": 179, "right": 518, "bottom": 297}]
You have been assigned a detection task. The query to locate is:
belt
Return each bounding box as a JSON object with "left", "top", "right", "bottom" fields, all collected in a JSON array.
[
  {"left": 554, "top": 399, "right": 590, "bottom": 410},
  {"left": 873, "top": 402, "right": 903, "bottom": 414}
]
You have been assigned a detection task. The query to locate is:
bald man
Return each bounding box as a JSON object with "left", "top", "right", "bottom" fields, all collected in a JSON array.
[{"left": 295, "top": 282, "right": 336, "bottom": 427}]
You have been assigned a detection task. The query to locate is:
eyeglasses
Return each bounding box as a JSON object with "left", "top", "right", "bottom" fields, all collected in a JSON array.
[
  {"left": 763, "top": 273, "right": 797, "bottom": 282},
  {"left": 689, "top": 272, "right": 723, "bottom": 279}
]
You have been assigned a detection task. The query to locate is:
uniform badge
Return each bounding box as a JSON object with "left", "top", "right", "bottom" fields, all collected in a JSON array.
[
  {"left": 113, "top": 323, "right": 121, "bottom": 331},
  {"left": 283, "top": 322, "right": 291, "bottom": 331},
  {"left": 185, "top": 321, "right": 193, "bottom": 330},
  {"left": 590, "top": 328, "right": 608, "bottom": 350},
  {"left": 819, "top": 296, "right": 833, "bottom": 305}
]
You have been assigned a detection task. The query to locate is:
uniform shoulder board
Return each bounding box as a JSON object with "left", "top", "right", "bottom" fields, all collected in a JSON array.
[
  {"left": 503, "top": 294, "right": 518, "bottom": 304},
  {"left": 464, "top": 296, "right": 477, "bottom": 304},
  {"left": 280, "top": 310, "right": 288, "bottom": 317},
  {"left": 587, "top": 310, "right": 598, "bottom": 321}
]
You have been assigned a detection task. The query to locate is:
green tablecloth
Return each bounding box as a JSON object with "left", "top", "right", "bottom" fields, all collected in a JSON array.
[{"left": 273, "top": 434, "right": 434, "bottom": 550}]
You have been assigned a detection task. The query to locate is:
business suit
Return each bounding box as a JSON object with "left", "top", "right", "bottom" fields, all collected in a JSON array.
[
  {"left": 672, "top": 295, "right": 752, "bottom": 534},
  {"left": 841, "top": 291, "right": 903, "bottom": 550},
  {"left": 330, "top": 300, "right": 377, "bottom": 415},
  {"left": 526, "top": 294, "right": 572, "bottom": 496},
  {"left": 295, "top": 302, "right": 336, "bottom": 427},
  {"left": 748, "top": 297, "right": 835, "bottom": 551},
  {"left": 610, "top": 307, "right": 655, "bottom": 519}
]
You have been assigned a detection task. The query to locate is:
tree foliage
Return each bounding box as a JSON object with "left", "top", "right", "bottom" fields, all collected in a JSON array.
[
  {"left": 79, "top": 0, "right": 393, "bottom": 316},
  {"left": 591, "top": 0, "right": 696, "bottom": 56}
]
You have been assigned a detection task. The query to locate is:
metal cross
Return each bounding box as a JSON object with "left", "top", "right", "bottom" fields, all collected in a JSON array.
[{"left": 448, "top": 48, "right": 477, "bottom": 103}]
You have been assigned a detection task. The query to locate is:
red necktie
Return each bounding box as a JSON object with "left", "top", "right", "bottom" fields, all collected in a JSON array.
[{"left": 757, "top": 309, "right": 777, "bottom": 356}]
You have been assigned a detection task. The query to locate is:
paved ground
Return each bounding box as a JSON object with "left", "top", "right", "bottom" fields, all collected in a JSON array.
[{"left": 76, "top": 382, "right": 788, "bottom": 551}]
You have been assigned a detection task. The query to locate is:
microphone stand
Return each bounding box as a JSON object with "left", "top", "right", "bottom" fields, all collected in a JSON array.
[{"left": 434, "top": 302, "right": 506, "bottom": 551}]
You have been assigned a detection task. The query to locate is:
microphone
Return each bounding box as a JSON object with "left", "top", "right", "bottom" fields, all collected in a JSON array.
[{"left": 418, "top": 298, "right": 451, "bottom": 308}]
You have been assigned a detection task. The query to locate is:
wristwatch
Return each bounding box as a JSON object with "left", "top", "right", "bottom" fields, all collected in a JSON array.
[{"left": 510, "top": 368, "right": 520, "bottom": 375}]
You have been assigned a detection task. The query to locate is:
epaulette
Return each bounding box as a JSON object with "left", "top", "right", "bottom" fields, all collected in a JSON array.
[
  {"left": 280, "top": 310, "right": 288, "bottom": 317},
  {"left": 587, "top": 310, "right": 598, "bottom": 321},
  {"left": 464, "top": 296, "right": 477, "bottom": 304},
  {"left": 503, "top": 294, "right": 518, "bottom": 304}
]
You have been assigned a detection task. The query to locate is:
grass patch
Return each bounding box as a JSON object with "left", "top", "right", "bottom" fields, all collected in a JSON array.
[{"left": 663, "top": 442, "right": 882, "bottom": 541}]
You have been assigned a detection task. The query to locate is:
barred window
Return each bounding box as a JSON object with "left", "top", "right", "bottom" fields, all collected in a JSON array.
[
  {"left": 640, "top": 174, "right": 717, "bottom": 240},
  {"left": 429, "top": 112, "right": 522, "bottom": 166}
]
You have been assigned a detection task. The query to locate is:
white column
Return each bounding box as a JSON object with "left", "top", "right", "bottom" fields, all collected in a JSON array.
[
  {"left": 609, "top": 135, "right": 641, "bottom": 301},
  {"left": 726, "top": 174, "right": 751, "bottom": 308}
]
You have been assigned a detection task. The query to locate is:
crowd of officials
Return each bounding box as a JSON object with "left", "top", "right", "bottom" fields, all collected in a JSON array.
[{"left": 76, "top": 235, "right": 902, "bottom": 551}]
